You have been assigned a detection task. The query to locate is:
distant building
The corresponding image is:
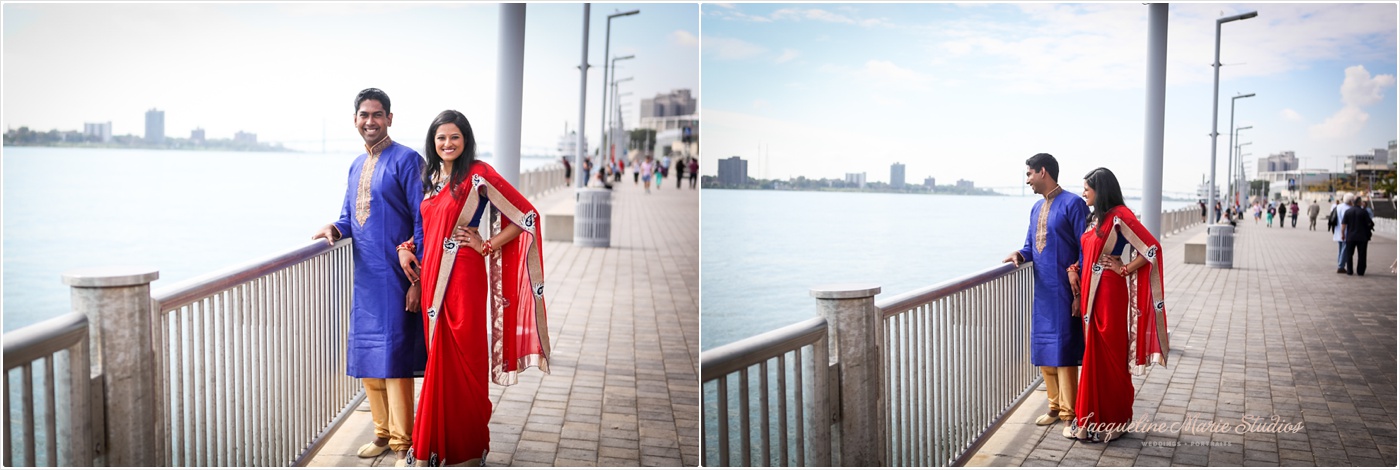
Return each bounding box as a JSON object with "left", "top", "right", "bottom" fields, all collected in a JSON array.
[
  {"left": 890, "top": 162, "right": 906, "bottom": 189},
  {"left": 640, "top": 89, "right": 698, "bottom": 133},
  {"left": 924, "top": 176, "right": 936, "bottom": 188},
  {"left": 190, "top": 128, "right": 206, "bottom": 143},
  {"left": 234, "top": 131, "right": 257, "bottom": 145},
  {"left": 718, "top": 156, "right": 748, "bottom": 186},
  {"left": 145, "top": 108, "right": 165, "bottom": 144},
  {"left": 1344, "top": 152, "right": 1383, "bottom": 173},
  {"left": 83, "top": 121, "right": 112, "bottom": 143},
  {"left": 1257, "top": 151, "right": 1297, "bottom": 173},
  {"left": 1389, "top": 140, "right": 1396, "bottom": 166},
  {"left": 956, "top": 179, "right": 974, "bottom": 189},
  {"left": 845, "top": 172, "right": 866, "bottom": 189}
]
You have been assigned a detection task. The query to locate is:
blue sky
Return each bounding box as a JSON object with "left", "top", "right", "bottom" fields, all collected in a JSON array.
[
  {"left": 700, "top": 3, "right": 1397, "bottom": 197},
  {"left": 3, "top": 3, "right": 698, "bottom": 155}
]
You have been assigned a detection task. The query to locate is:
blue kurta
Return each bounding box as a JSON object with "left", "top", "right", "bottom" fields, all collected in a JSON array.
[
  {"left": 332, "top": 140, "right": 428, "bottom": 378},
  {"left": 1016, "top": 189, "right": 1089, "bottom": 367}
]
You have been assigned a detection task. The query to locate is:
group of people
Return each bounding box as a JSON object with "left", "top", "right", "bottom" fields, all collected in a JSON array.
[
  {"left": 1003, "top": 153, "right": 1169, "bottom": 444},
  {"left": 1249, "top": 199, "right": 1308, "bottom": 228},
  {"left": 567, "top": 153, "right": 700, "bottom": 194},
  {"left": 1327, "top": 192, "right": 1376, "bottom": 276},
  {"left": 313, "top": 88, "right": 551, "bottom": 467}
]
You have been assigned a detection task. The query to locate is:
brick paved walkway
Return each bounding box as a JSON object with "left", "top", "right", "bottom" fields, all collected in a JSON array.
[
  {"left": 968, "top": 220, "right": 1397, "bottom": 467},
  {"left": 307, "top": 176, "right": 699, "bottom": 467}
]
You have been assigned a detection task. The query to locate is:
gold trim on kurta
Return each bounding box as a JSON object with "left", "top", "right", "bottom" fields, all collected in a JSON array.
[
  {"left": 1035, "top": 186, "right": 1063, "bottom": 254},
  {"left": 354, "top": 136, "right": 394, "bottom": 226}
]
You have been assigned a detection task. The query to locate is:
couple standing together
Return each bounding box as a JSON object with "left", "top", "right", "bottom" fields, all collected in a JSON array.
[
  {"left": 313, "top": 88, "right": 551, "bottom": 466},
  {"left": 1002, "top": 153, "right": 1170, "bottom": 444}
]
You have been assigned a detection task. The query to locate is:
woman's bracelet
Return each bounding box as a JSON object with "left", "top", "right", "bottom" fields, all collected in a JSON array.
[
  {"left": 397, "top": 240, "right": 416, "bottom": 253},
  {"left": 481, "top": 240, "right": 495, "bottom": 256}
]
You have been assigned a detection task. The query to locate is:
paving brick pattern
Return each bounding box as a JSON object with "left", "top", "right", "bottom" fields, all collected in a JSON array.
[
  {"left": 308, "top": 178, "right": 699, "bottom": 467},
  {"left": 969, "top": 220, "right": 1397, "bottom": 467}
]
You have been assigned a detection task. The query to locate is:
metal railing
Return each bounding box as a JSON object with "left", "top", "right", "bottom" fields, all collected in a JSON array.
[
  {"left": 3, "top": 312, "right": 95, "bottom": 467},
  {"left": 876, "top": 262, "right": 1037, "bottom": 466},
  {"left": 519, "top": 164, "right": 568, "bottom": 199},
  {"left": 701, "top": 318, "right": 831, "bottom": 467},
  {"left": 1160, "top": 206, "right": 1203, "bottom": 235},
  {"left": 150, "top": 238, "right": 359, "bottom": 466}
]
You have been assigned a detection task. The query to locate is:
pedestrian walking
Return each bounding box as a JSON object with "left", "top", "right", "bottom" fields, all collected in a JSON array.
[
  {"left": 1289, "top": 201, "right": 1300, "bottom": 228},
  {"left": 675, "top": 157, "right": 686, "bottom": 189},
  {"left": 1307, "top": 200, "right": 1320, "bottom": 231},
  {"left": 1332, "top": 193, "right": 1354, "bottom": 273},
  {"left": 1266, "top": 203, "right": 1275, "bottom": 227},
  {"left": 1340, "top": 197, "right": 1374, "bottom": 276},
  {"left": 688, "top": 157, "right": 698, "bottom": 189}
]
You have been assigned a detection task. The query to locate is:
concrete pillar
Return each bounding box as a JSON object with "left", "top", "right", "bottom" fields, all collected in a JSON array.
[
  {"left": 575, "top": 4, "right": 590, "bottom": 190},
  {"left": 810, "top": 283, "right": 883, "bottom": 466},
  {"left": 62, "top": 267, "right": 161, "bottom": 466},
  {"left": 495, "top": 3, "right": 526, "bottom": 186},
  {"left": 1142, "top": 3, "right": 1168, "bottom": 238}
]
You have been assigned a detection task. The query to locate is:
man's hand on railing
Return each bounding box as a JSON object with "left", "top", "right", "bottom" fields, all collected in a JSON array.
[
  {"left": 1002, "top": 252, "right": 1023, "bottom": 267},
  {"left": 312, "top": 224, "right": 340, "bottom": 246}
]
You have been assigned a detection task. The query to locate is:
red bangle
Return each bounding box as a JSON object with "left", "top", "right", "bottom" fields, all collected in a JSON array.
[
  {"left": 397, "top": 240, "right": 415, "bottom": 253},
  {"left": 480, "top": 240, "right": 494, "bottom": 256}
]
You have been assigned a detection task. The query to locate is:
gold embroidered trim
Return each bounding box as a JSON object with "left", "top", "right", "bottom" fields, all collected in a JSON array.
[
  {"left": 1034, "top": 186, "right": 1063, "bottom": 253},
  {"left": 353, "top": 136, "right": 393, "bottom": 225}
]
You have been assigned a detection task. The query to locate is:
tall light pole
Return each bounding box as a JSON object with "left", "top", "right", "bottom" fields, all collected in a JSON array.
[
  {"left": 1226, "top": 93, "right": 1254, "bottom": 210},
  {"left": 603, "top": 58, "right": 633, "bottom": 165},
  {"left": 1231, "top": 124, "right": 1252, "bottom": 207},
  {"left": 598, "top": 9, "right": 639, "bottom": 182},
  {"left": 607, "top": 73, "right": 633, "bottom": 165},
  {"left": 1208, "top": 10, "right": 1257, "bottom": 224},
  {"left": 574, "top": 5, "right": 590, "bottom": 189}
]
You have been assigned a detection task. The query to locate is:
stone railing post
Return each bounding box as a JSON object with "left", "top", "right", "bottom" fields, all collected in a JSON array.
[
  {"left": 811, "top": 283, "right": 883, "bottom": 467},
  {"left": 63, "top": 267, "right": 162, "bottom": 467}
]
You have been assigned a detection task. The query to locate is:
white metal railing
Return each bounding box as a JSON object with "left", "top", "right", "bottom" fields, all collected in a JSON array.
[
  {"left": 3, "top": 312, "right": 96, "bottom": 467},
  {"left": 150, "top": 238, "right": 359, "bottom": 467},
  {"left": 700, "top": 318, "right": 831, "bottom": 467},
  {"left": 875, "top": 262, "right": 1037, "bottom": 466},
  {"left": 518, "top": 164, "right": 568, "bottom": 199},
  {"left": 1160, "top": 206, "right": 1203, "bottom": 235}
]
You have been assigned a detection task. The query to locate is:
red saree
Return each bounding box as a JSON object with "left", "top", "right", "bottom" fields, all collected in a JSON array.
[
  {"left": 410, "top": 161, "right": 550, "bottom": 466},
  {"left": 1075, "top": 205, "right": 1168, "bottom": 432}
]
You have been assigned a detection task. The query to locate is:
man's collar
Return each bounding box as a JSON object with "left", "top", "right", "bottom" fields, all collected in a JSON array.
[
  {"left": 365, "top": 135, "right": 392, "bottom": 156},
  {"left": 1043, "top": 185, "right": 1063, "bottom": 201}
]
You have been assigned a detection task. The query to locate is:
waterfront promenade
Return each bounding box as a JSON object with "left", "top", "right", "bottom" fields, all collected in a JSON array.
[
  {"left": 968, "top": 220, "right": 1397, "bottom": 466},
  {"left": 307, "top": 177, "right": 700, "bottom": 467}
]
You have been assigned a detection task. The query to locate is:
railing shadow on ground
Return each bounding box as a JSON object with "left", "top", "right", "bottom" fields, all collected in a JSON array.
[
  {"left": 700, "top": 206, "right": 1201, "bottom": 467},
  {"left": 2, "top": 164, "right": 569, "bottom": 467}
]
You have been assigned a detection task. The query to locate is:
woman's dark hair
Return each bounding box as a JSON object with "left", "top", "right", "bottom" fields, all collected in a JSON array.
[
  {"left": 423, "top": 110, "right": 477, "bottom": 198},
  {"left": 1084, "top": 167, "right": 1126, "bottom": 227},
  {"left": 355, "top": 88, "right": 391, "bottom": 114}
]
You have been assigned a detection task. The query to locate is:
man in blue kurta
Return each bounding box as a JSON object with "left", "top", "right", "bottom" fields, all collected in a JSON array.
[
  {"left": 314, "top": 88, "right": 426, "bottom": 465},
  {"left": 1002, "top": 153, "right": 1088, "bottom": 437}
]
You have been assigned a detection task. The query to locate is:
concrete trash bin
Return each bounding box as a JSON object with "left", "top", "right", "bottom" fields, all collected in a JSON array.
[
  {"left": 574, "top": 188, "right": 612, "bottom": 247},
  {"left": 1205, "top": 224, "right": 1234, "bottom": 269}
]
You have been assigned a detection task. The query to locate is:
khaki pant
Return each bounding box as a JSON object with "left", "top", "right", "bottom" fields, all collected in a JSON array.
[
  {"left": 1039, "top": 366, "right": 1078, "bottom": 421},
  {"left": 363, "top": 378, "right": 415, "bottom": 451}
]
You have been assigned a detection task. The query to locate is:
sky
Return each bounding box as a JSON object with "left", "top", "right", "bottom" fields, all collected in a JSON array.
[
  {"left": 2, "top": 2, "right": 698, "bottom": 156},
  {"left": 700, "top": 3, "right": 1398, "bottom": 197}
]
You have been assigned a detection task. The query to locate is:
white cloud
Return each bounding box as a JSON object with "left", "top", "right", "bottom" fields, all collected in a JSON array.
[
  {"left": 861, "top": 60, "right": 928, "bottom": 86},
  {"left": 671, "top": 30, "right": 698, "bottom": 47},
  {"left": 1281, "top": 108, "right": 1303, "bottom": 122},
  {"left": 770, "top": 7, "right": 888, "bottom": 27},
  {"left": 752, "top": 99, "right": 770, "bottom": 110},
  {"left": 1310, "top": 65, "right": 1395, "bottom": 140},
  {"left": 775, "top": 48, "right": 800, "bottom": 64},
  {"left": 702, "top": 35, "right": 766, "bottom": 60}
]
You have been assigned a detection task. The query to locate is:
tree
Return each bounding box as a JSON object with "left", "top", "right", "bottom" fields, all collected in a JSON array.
[{"left": 629, "top": 128, "right": 655, "bottom": 152}]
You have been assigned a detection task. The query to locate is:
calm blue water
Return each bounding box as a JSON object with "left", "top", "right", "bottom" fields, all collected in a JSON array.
[
  {"left": 699, "top": 189, "right": 1193, "bottom": 351},
  {"left": 2, "top": 146, "right": 555, "bottom": 332}
]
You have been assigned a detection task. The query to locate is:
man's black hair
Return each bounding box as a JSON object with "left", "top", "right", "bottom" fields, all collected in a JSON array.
[
  {"left": 1026, "top": 153, "right": 1059, "bottom": 181},
  {"left": 355, "top": 88, "right": 391, "bottom": 114}
]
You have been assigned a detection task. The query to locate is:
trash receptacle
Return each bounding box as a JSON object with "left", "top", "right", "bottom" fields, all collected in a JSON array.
[
  {"left": 1205, "top": 224, "right": 1234, "bottom": 269},
  {"left": 574, "top": 188, "right": 612, "bottom": 247}
]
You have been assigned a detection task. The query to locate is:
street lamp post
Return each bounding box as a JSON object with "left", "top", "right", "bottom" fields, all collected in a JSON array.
[
  {"left": 1231, "top": 124, "right": 1252, "bottom": 208},
  {"left": 603, "top": 56, "right": 635, "bottom": 171},
  {"left": 598, "top": 9, "right": 639, "bottom": 183},
  {"left": 1208, "top": 11, "right": 1258, "bottom": 224},
  {"left": 1226, "top": 93, "right": 1254, "bottom": 210}
]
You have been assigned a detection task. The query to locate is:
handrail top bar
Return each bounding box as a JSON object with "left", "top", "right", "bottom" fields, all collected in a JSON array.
[
  {"left": 152, "top": 238, "right": 353, "bottom": 310},
  {"left": 700, "top": 316, "right": 827, "bottom": 382},
  {"left": 875, "top": 261, "right": 1033, "bottom": 316},
  {"left": 810, "top": 283, "right": 881, "bottom": 300},
  {"left": 62, "top": 266, "right": 159, "bottom": 288},
  {"left": 3, "top": 311, "right": 88, "bottom": 370}
]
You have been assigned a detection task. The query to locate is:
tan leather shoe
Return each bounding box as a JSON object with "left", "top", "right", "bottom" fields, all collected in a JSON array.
[
  {"left": 357, "top": 442, "right": 389, "bottom": 458},
  {"left": 1035, "top": 411, "right": 1059, "bottom": 426}
]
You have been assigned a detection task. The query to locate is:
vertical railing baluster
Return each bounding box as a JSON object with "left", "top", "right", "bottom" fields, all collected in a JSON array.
[
  {"left": 43, "top": 356, "right": 55, "bottom": 466},
  {"left": 22, "top": 363, "right": 35, "bottom": 467},
  {"left": 758, "top": 360, "right": 769, "bottom": 466},
  {"left": 775, "top": 353, "right": 787, "bottom": 466},
  {"left": 738, "top": 367, "right": 750, "bottom": 466},
  {"left": 812, "top": 335, "right": 831, "bottom": 467},
  {"left": 717, "top": 375, "right": 729, "bottom": 466},
  {"left": 792, "top": 347, "right": 804, "bottom": 467}
]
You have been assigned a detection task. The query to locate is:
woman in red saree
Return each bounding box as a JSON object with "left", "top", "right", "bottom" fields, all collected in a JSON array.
[
  {"left": 397, "top": 110, "right": 550, "bottom": 466},
  {"left": 1069, "top": 167, "right": 1168, "bottom": 444}
]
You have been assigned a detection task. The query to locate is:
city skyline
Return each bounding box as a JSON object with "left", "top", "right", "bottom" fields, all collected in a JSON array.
[
  {"left": 2, "top": 3, "right": 699, "bottom": 155},
  {"left": 700, "top": 3, "right": 1397, "bottom": 196}
]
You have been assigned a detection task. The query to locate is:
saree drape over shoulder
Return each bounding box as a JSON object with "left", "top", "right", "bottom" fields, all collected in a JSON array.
[
  {"left": 1075, "top": 205, "right": 1169, "bottom": 430},
  {"left": 410, "top": 161, "right": 550, "bottom": 466}
]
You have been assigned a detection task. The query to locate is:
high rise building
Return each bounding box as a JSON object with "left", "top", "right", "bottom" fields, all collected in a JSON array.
[
  {"left": 1389, "top": 140, "right": 1397, "bottom": 167},
  {"left": 1257, "top": 151, "right": 1297, "bottom": 173},
  {"left": 924, "top": 176, "right": 936, "bottom": 188},
  {"left": 190, "top": 128, "right": 205, "bottom": 142},
  {"left": 845, "top": 172, "right": 866, "bottom": 189},
  {"left": 83, "top": 122, "right": 112, "bottom": 143},
  {"left": 145, "top": 108, "right": 165, "bottom": 144},
  {"left": 234, "top": 131, "right": 258, "bottom": 145},
  {"left": 890, "top": 162, "right": 906, "bottom": 189},
  {"left": 640, "top": 89, "right": 698, "bottom": 133},
  {"left": 718, "top": 156, "right": 748, "bottom": 186},
  {"left": 956, "top": 179, "right": 975, "bottom": 189}
]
